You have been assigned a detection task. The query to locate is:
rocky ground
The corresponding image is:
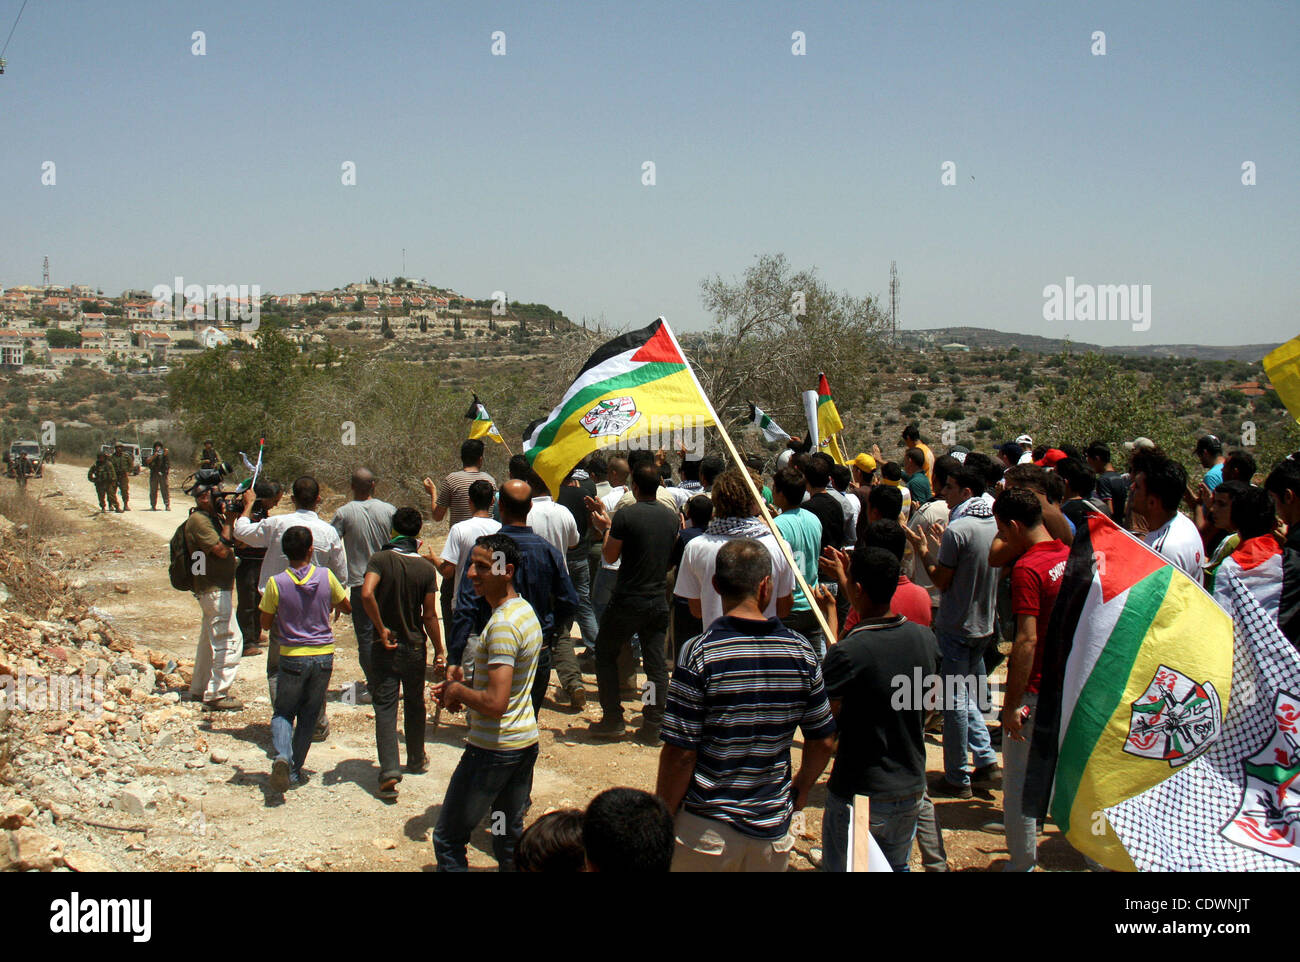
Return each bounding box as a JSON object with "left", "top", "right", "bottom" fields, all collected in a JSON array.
[{"left": 0, "top": 463, "right": 1086, "bottom": 872}]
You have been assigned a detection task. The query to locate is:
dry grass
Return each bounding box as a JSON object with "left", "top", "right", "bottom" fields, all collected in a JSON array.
[{"left": 0, "top": 489, "right": 78, "bottom": 617}]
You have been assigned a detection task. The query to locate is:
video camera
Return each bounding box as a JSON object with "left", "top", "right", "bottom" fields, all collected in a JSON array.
[{"left": 181, "top": 462, "right": 244, "bottom": 514}]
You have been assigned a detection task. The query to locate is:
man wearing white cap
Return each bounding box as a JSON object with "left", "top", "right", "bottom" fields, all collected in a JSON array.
[{"left": 1015, "top": 435, "right": 1034, "bottom": 465}]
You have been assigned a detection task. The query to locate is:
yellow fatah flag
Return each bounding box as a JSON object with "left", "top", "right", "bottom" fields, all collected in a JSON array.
[{"left": 1262, "top": 335, "right": 1300, "bottom": 424}]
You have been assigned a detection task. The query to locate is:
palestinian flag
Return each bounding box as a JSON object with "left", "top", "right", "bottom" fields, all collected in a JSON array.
[
  {"left": 1212, "top": 535, "right": 1282, "bottom": 623},
  {"left": 748, "top": 403, "right": 791, "bottom": 443},
  {"left": 523, "top": 318, "right": 717, "bottom": 496},
  {"left": 465, "top": 395, "right": 503, "bottom": 444},
  {"left": 1024, "top": 510, "right": 1234, "bottom": 871},
  {"left": 1105, "top": 569, "right": 1300, "bottom": 871}
]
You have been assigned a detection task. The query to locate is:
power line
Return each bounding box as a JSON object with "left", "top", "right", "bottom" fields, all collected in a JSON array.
[{"left": 1, "top": 0, "right": 30, "bottom": 60}]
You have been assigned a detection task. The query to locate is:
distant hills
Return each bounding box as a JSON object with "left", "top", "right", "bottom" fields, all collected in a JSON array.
[{"left": 899, "top": 327, "right": 1281, "bottom": 363}]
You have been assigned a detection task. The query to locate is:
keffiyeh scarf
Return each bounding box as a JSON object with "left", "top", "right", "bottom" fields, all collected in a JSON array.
[{"left": 705, "top": 515, "right": 769, "bottom": 539}]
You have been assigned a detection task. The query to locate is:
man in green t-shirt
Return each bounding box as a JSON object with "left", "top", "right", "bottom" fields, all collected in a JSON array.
[
  {"left": 431, "top": 533, "right": 542, "bottom": 871},
  {"left": 772, "top": 466, "right": 825, "bottom": 657}
]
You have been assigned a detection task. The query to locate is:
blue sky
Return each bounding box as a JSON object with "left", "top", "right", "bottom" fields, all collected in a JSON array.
[{"left": 2, "top": 0, "right": 1296, "bottom": 343}]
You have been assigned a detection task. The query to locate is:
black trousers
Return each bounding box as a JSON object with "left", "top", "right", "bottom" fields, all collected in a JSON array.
[
  {"left": 596, "top": 596, "right": 668, "bottom": 727},
  {"left": 234, "top": 557, "right": 263, "bottom": 649},
  {"left": 372, "top": 641, "right": 427, "bottom": 782}
]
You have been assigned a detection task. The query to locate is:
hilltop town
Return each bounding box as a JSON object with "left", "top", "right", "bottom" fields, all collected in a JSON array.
[{"left": 0, "top": 277, "right": 581, "bottom": 378}]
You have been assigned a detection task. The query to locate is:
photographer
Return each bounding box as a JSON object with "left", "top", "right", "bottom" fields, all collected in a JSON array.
[
  {"left": 234, "top": 479, "right": 283, "bottom": 658},
  {"left": 186, "top": 476, "right": 244, "bottom": 711}
]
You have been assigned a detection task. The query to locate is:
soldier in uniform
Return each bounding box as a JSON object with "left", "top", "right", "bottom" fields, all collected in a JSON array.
[
  {"left": 144, "top": 441, "right": 171, "bottom": 510},
  {"left": 89, "top": 451, "right": 119, "bottom": 512},
  {"left": 14, "top": 453, "right": 32, "bottom": 491},
  {"left": 111, "top": 442, "right": 134, "bottom": 511},
  {"left": 199, "top": 440, "right": 222, "bottom": 470}
]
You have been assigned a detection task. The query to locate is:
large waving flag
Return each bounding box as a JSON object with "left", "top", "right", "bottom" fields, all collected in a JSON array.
[
  {"left": 465, "top": 394, "right": 504, "bottom": 444},
  {"left": 748, "top": 403, "right": 791, "bottom": 443},
  {"left": 1263, "top": 335, "right": 1300, "bottom": 423},
  {"left": 1024, "top": 510, "right": 1234, "bottom": 871},
  {"left": 523, "top": 318, "right": 717, "bottom": 496},
  {"left": 1104, "top": 569, "right": 1300, "bottom": 870}
]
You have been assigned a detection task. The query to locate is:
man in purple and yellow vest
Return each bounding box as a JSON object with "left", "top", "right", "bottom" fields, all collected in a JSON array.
[{"left": 259, "top": 525, "right": 350, "bottom": 792}]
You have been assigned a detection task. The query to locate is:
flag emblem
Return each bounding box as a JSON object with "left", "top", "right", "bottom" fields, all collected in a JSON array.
[
  {"left": 580, "top": 396, "right": 641, "bottom": 438},
  {"left": 1221, "top": 689, "right": 1300, "bottom": 864},
  {"left": 1123, "top": 665, "right": 1222, "bottom": 766}
]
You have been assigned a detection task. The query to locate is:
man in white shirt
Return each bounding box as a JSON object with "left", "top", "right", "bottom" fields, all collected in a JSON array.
[
  {"left": 438, "top": 478, "right": 501, "bottom": 608},
  {"left": 234, "top": 476, "right": 348, "bottom": 728},
  {"left": 1131, "top": 453, "right": 1204, "bottom": 578},
  {"left": 675, "top": 468, "right": 794, "bottom": 630},
  {"left": 527, "top": 492, "right": 579, "bottom": 565}
]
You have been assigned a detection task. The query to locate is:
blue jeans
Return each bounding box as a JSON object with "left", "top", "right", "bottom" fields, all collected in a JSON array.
[
  {"left": 350, "top": 586, "right": 375, "bottom": 690},
  {"left": 592, "top": 565, "right": 617, "bottom": 624},
  {"left": 272, "top": 653, "right": 333, "bottom": 780},
  {"left": 936, "top": 629, "right": 998, "bottom": 788},
  {"left": 822, "top": 790, "right": 923, "bottom": 872},
  {"left": 432, "top": 742, "right": 539, "bottom": 871},
  {"left": 1002, "top": 692, "right": 1038, "bottom": 871},
  {"left": 563, "top": 545, "right": 600, "bottom": 650}
]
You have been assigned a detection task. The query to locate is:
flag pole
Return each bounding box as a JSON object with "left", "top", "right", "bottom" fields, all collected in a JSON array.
[{"left": 662, "top": 320, "right": 836, "bottom": 645}]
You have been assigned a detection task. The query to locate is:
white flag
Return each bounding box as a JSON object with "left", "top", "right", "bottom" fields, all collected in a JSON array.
[{"left": 748, "top": 403, "right": 791, "bottom": 443}]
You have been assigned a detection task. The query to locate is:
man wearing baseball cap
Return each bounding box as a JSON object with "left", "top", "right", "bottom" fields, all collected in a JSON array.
[
  {"left": 1035, "top": 449, "right": 1068, "bottom": 469},
  {"left": 1123, "top": 436, "right": 1156, "bottom": 453},
  {"left": 1014, "top": 436, "right": 1034, "bottom": 464},
  {"left": 186, "top": 477, "right": 244, "bottom": 711}
]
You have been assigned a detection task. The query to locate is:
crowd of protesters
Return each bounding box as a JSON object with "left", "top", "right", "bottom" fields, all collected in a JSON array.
[{"left": 174, "top": 424, "right": 1300, "bottom": 872}]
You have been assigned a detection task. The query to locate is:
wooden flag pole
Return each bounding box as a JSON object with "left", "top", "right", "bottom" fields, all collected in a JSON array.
[
  {"left": 658, "top": 319, "right": 836, "bottom": 646},
  {"left": 709, "top": 420, "right": 836, "bottom": 646},
  {"left": 850, "top": 795, "right": 872, "bottom": 872}
]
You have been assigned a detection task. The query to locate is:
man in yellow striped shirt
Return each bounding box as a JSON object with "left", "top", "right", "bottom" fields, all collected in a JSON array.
[{"left": 431, "top": 533, "right": 542, "bottom": 871}]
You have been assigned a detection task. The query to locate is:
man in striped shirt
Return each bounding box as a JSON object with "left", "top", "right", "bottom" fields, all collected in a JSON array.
[
  {"left": 656, "top": 538, "right": 837, "bottom": 871},
  {"left": 431, "top": 533, "right": 542, "bottom": 871}
]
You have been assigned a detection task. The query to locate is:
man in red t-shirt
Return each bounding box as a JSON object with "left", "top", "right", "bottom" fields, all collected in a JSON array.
[
  {"left": 825, "top": 520, "right": 934, "bottom": 634},
  {"left": 993, "top": 488, "right": 1069, "bottom": 872}
]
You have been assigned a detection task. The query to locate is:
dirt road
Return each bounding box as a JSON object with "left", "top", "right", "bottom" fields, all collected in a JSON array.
[{"left": 27, "top": 463, "right": 1086, "bottom": 872}]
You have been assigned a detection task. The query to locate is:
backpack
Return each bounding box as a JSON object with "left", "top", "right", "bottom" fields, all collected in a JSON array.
[
  {"left": 169, "top": 514, "right": 202, "bottom": 591},
  {"left": 171, "top": 514, "right": 219, "bottom": 590}
]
